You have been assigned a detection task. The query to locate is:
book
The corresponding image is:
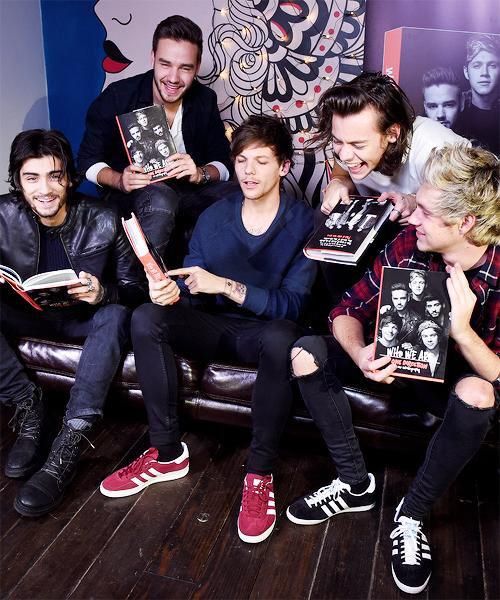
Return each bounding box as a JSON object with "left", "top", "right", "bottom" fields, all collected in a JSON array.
[
  {"left": 122, "top": 213, "right": 169, "bottom": 282},
  {"left": 303, "top": 195, "right": 393, "bottom": 265},
  {"left": 374, "top": 266, "right": 451, "bottom": 382},
  {"left": 0, "top": 266, "right": 80, "bottom": 311},
  {"left": 383, "top": 27, "right": 500, "bottom": 153},
  {"left": 116, "top": 105, "right": 177, "bottom": 183}
]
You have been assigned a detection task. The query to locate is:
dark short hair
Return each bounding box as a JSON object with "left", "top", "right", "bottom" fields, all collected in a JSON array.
[
  {"left": 423, "top": 294, "right": 442, "bottom": 306},
  {"left": 128, "top": 123, "right": 141, "bottom": 133},
  {"left": 391, "top": 282, "right": 409, "bottom": 295},
  {"left": 422, "top": 66, "right": 461, "bottom": 91},
  {"left": 314, "top": 72, "right": 415, "bottom": 176},
  {"left": 230, "top": 114, "right": 294, "bottom": 166},
  {"left": 8, "top": 129, "right": 79, "bottom": 199},
  {"left": 152, "top": 15, "right": 203, "bottom": 63},
  {"left": 379, "top": 313, "right": 402, "bottom": 332}
]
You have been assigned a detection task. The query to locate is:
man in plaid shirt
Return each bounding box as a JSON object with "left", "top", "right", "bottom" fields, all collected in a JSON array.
[{"left": 286, "top": 144, "right": 499, "bottom": 594}]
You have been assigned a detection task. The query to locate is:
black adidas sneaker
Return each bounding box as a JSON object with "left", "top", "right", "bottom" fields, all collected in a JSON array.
[{"left": 286, "top": 473, "right": 376, "bottom": 525}]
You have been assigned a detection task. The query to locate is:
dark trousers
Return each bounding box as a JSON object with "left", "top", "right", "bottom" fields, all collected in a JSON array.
[
  {"left": 0, "top": 302, "right": 131, "bottom": 421},
  {"left": 131, "top": 302, "right": 303, "bottom": 473},
  {"left": 293, "top": 335, "right": 497, "bottom": 518}
]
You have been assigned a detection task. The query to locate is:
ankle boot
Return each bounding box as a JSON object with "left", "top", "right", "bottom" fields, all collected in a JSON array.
[
  {"left": 14, "top": 423, "right": 89, "bottom": 517},
  {"left": 6, "top": 387, "right": 46, "bottom": 478}
]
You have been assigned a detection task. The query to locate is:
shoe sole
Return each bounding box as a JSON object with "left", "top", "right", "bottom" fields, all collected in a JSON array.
[
  {"left": 391, "top": 565, "right": 431, "bottom": 594},
  {"left": 286, "top": 502, "right": 375, "bottom": 525},
  {"left": 100, "top": 464, "right": 189, "bottom": 498},
  {"left": 237, "top": 520, "right": 275, "bottom": 544},
  {"left": 13, "top": 494, "right": 65, "bottom": 518}
]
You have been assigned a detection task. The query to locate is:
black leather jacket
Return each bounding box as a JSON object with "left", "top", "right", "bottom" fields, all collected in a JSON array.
[{"left": 0, "top": 192, "right": 147, "bottom": 307}]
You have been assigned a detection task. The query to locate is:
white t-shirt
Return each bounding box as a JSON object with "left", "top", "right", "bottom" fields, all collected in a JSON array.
[{"left": 352, "top": 116, "right": 469, "bottom": 197}]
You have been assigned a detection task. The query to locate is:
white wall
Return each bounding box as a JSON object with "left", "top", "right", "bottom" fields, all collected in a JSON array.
[{"left": 0, "top": 0, "right": 49, "bottom": 194}]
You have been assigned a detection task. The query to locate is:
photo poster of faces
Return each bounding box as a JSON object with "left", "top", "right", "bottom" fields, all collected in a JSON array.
[
  {"left": 115, "top": 104, "right": 177, "bottom": 182},
  {"left": 303, "top": 195, "right": 393, "bottom": 264},
  {"left": 383, "top": 28, "right": 500, "bottom": 156},
  {"left": 374, "top": 267, "right": 451, "bottom": 382}
]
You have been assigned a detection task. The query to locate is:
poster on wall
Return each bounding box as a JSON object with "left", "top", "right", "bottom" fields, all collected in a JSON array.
[{"left": 383, "top": 27, "right": 499, "bottom": 155}]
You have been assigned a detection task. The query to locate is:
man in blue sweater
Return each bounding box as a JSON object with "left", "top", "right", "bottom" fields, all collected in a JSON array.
[{"left": 101, "top": 115, "right": 316, "bottom": 544}]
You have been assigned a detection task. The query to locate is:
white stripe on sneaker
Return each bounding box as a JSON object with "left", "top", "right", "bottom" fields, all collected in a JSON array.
[{"left": 321, "top": 505, "right": 333, "bottom": 517}]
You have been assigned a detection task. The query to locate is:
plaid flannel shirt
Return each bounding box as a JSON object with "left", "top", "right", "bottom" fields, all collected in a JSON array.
[{"left": 330, "top": 226, "right": 499, "bottom": 361}]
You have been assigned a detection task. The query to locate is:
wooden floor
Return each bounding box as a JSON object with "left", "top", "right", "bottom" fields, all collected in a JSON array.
[{"left": 1, "top": 403, "right": 498, "bottom": 600}]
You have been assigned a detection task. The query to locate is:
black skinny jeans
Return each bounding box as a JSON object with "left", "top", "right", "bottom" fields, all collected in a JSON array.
[
  {"left": 292, "top": 335, "right": 498, "bottom": 518},
  {"left": 131, "top": 302, "right": 303, "bottom": 474}
]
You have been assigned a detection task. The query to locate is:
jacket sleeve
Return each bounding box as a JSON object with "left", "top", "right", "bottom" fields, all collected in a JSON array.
[{"left": 77, "top": 86, "right": 119, "bottom": 178}]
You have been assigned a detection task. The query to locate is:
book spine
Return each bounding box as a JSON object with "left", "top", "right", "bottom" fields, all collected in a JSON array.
[
  {"left": 139, "top": 254, "right": 168, "bottom": 282},
  {"left": 382, "top": 27, "right": 403, "bottom": 83},
  {"left": 115, "top": 115, "right": 134, "bottom": 167}
]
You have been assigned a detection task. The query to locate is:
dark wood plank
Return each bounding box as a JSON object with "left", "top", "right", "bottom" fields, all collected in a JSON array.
[
  {"left": 67, "top": 429, "right": 220, "bottom": 600},
  {"left": 146, "top": 429, "right": 248, "bottom": 582},
  {"left": 370, "top": 460, "right": 423, "bottom": 600},
  {"left": 4, "top": 420, "right": 148, "bottom": 598},
  {"left": 249, "top": 449, "right": 333, "bottom": 600},
  {"left": 476, "top": 456, "right": 500, "bottom": 600},
  {"left": 429, "top": 461, "right": 488, "bottom": 600},
  {"left": 129, "top": 572, "right": 196, "bottom": 600},
  {"left": 192, "top": 444, "right": 297, "bottom": 600},
  {"left": 309, "top": 456, "right": 386, "bottom": 600}
]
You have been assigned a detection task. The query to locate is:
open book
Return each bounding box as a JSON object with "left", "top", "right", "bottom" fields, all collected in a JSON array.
[
  {"left": 122, "top": 213, "right": 169, "bottom": 282},
  {"left": 374, "top": 266, "right": 451, "bottom": 382},
  {"left": 0, "top": 265, "right": 80, "bottom": 311},
  {"left": 116, "top": 105, "right": 176, "bottom": 183},
  {"left": 303, "top": 195, "right": 393, "bottom": 265}
]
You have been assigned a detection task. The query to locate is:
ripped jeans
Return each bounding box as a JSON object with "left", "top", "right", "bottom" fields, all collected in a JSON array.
[{"left": 291, "top": 335, "right": 498, "bottom": 519}]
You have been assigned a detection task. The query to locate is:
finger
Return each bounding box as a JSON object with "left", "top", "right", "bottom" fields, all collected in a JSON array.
[
  {"left": 168, "top": 268, "right": 194, "bottom": 277},
  {"left": 369, "top": 353, "right": 394, "bottom": 371}
]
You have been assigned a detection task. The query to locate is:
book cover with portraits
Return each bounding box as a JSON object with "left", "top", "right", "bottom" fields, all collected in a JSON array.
[{"left": 374, "top": 266, "right": 451, "bottom": 382}]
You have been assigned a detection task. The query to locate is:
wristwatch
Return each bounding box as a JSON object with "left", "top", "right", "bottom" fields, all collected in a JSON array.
[{"left": 199, "top": 165, "right": 211, "bottom": 185}]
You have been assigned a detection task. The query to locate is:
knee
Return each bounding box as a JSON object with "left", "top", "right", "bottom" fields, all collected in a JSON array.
[
  {"left": 94, "top": 304, "right": 130, "bottom": 327},
  {"left": 259, "top": 320, "right": 302, "bottom": 355},
  {"left": 131, "top": 302, "right": 164, "bottom": 341},
  {"left": 291, "top": 335, "right": 327, "bottom": 377},
  {"left": 454, "top": 376, "right": 496, "bottom": 409},
  {"left": 134, "top": 183, "right": 179, "bottom": 216}
]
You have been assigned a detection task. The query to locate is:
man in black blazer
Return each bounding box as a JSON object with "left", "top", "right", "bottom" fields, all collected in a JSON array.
[{"left": 78, "top": 15, "right": 234, "bottom": 262}]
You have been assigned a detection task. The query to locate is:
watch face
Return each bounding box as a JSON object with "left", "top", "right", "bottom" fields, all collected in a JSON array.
[{"left": 201, "top": 166, "right": 211, "bottom": 183}]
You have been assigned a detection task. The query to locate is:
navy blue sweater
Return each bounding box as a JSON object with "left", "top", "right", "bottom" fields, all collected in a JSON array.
[{"left": 183, "top": 192, "right": 316, "bottom": 322}]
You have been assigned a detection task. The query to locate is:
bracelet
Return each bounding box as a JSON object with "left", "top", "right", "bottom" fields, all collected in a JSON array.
[{"left": 199, "top": 165, "right": 211, "bottom": 185}]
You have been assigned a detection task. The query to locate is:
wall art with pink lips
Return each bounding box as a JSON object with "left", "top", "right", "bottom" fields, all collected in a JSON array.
[{"left": 95, "top": 0, "right": 366, "bottom": 204}]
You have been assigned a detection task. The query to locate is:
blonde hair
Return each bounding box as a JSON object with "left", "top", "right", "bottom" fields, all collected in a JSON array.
[{"left": 422, "top": 144, "right": 500, "bottom": 246}]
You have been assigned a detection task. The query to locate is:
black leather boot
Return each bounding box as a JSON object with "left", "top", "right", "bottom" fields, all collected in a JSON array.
[
  {"left": 6, "top": 387, "right": 46, "bottom": 478},
  {"left": 14, "top": 423, "right": 88, "bottom": 517}
]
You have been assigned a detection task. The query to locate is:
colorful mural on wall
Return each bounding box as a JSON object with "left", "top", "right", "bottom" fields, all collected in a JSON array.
[{"left": 43, "top": 0, "right": 366, "bottom": 203}]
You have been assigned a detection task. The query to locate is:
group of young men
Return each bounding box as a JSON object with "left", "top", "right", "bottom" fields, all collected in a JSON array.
[{"left": 0, "top": 14, "right": 498, "bottom": 597}]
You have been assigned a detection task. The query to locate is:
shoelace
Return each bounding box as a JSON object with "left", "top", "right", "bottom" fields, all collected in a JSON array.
[
  {"left": 118, "top": 450, "right": 154, "bottom": 477},
  {"left": 307, "top": 478, "right": 350, "bottom": 507},
  {"left": 390, "top": 516, "right": 423, "bottom": 565},
  {"left": 242, "top": 478, "right": 271, "bottom": 516},
  {"left": 8, "top": 400, "right": 41, "bottom": 440},
  {"left": 44, "top": 430, "right": 94, "bottom": 481}
]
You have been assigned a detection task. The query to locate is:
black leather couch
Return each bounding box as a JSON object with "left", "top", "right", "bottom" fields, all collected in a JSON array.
[{"left": 13, "top": 330, "right": 499, "bottom": 455}]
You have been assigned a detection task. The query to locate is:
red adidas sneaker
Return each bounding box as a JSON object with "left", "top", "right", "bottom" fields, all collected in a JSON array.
[
  {"left": 237, "top": 473, "right": 276, "bottom": 543},
  {"left": 100, "top": 443, "right": 189, "bottom": 498}
]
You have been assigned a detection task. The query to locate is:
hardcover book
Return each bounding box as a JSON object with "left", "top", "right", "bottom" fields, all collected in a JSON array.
[
  {"left": 122, "top": 213, "right": 169, "bottom": 282},
  {"left": 0, "top": 266, "right": 80, "bottom": 311},
  {"left": 374, "top": 266, "right": 451, "bottom": 382},
  {"left": 303, "top": 195, "right": 393, "bottom": 265},
  {"left": 116, "top": 105, "right": 177, "bottom": 183}
]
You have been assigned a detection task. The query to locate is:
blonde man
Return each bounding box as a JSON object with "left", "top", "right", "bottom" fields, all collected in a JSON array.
[{"left": 286, "top": 144, "right": 499, "bottom": 594}]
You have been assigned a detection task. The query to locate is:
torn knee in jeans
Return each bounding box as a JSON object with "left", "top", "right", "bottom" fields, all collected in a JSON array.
[{"left": 291, "top": 336, "right": 328, "bottom": 378}]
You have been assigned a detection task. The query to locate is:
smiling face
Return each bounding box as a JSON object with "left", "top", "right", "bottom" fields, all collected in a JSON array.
[
  {"left": 157, "top": 142, "right": 170, "bottom": 158},
  {"left": 465, "top": 50, "right": 500, "bottom": 99},
  {"left": 331, "top": 106, "right": 399, "bottom": 180},
  {"left": 391, "top": 289, "right": 408, "bottom": 312},
  {"left": 136, "top": 112, "right": 148, "bottom": 128},
  {"left": 409, "top": 274, "right": 426, "bottom": 298},
  {"left": 152, "top": 38, "right": 200, "bottom": 107},
  {"left": 381, "top": 321, "right": 399, "bottom": 344},
  {"left": 409, "top": 184, "right": 463, "bottom": 255},
  {"left": 420, "top": 328, "right": 439, "bottom": 351},
  {"left": 423, "top": 84, "right": 462, "bottom": 128},
  {"left": 20, "top": 155, "right": 69, "bottom": 227},
  {"left": 234, "top": 144, "right": 290, "bottom": 205}
]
